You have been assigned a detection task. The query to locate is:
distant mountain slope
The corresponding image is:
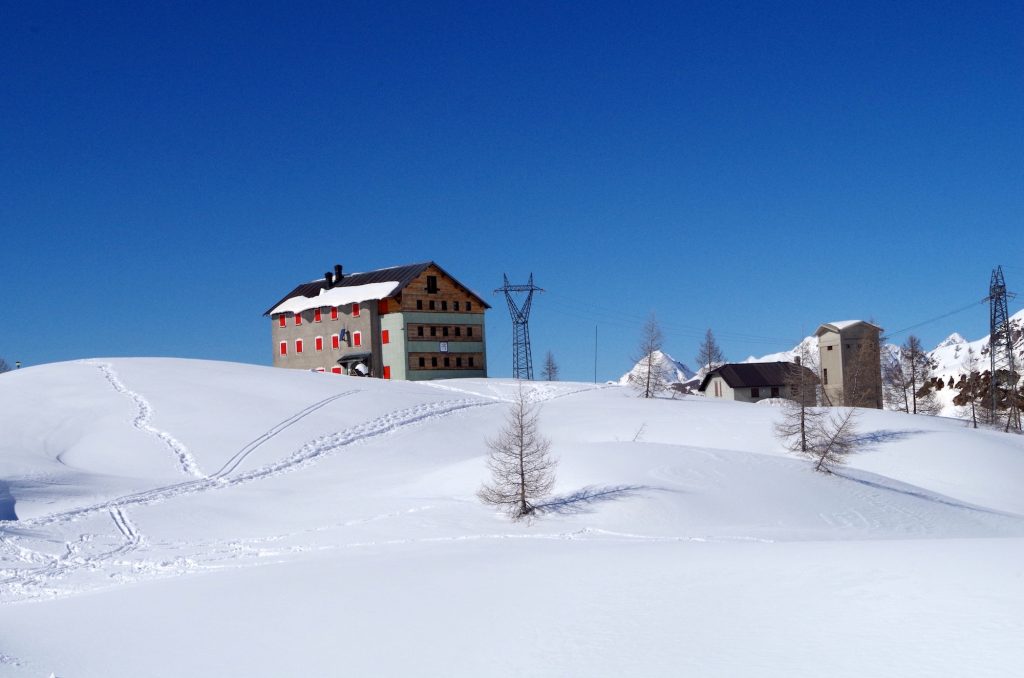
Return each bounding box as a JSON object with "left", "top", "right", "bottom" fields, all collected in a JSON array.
[{"left": 618, "top": 350, "right": 695, "bottom": 389}]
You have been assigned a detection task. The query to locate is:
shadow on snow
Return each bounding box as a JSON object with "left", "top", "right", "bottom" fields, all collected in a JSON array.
[{"left": 536, "top": 484, "right": 655, "bottom": 515}]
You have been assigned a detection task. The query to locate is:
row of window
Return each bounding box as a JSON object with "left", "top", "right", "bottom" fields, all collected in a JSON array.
[
  {"left": 411, "top": 325, "right": 477, "bottom": 339},
  {"left": 280, "top": 332, "right": 363, "bottom": 355},
  {"left": 278, "top": 300, "right": 396, "bottom": 327},
  {"left": 413, "top": 355, "right": 478, "bottom": 369},
  {"left": 414, "top": 299, "right": 472, "bottom": 312}
]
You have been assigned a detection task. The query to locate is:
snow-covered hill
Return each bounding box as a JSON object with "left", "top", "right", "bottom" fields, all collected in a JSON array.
[{"left": 2, "top": 359, "right": 1024, "bottom": 676}]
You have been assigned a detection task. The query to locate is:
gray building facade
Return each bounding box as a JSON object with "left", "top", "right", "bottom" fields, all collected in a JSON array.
[{"left": 815, "top": 320, "right": 883, "bottom": 408}]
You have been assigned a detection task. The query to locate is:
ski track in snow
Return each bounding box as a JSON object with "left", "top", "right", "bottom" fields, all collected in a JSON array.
[
  {"left": 209, "top": 389, "right": 361, "bottom": 478},
  {"left": 0, "top": 396, "right": 498, "bottom": 601},
  {"left": 85, "top": 361, "right": 204, "bottom": 478}
]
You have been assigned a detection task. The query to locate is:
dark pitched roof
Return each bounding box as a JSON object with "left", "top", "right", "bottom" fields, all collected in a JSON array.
[
  {"left": 263, "top": 261, "right": 491, "bottom": 315},
  {"left": 697, "top": 362, "right": 818, "bottom": 392}
]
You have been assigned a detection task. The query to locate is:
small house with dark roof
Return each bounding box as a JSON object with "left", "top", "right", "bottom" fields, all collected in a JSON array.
[
  {"left": 265, "top": 262, "right": 489, "bottom": 380},
  {"left": 697, "top": 362, "right": 817, "bottom": 405}
]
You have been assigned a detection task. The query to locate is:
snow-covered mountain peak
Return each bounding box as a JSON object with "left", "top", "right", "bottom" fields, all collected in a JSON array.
[
  {"left": 618, "top": 350, "right": 694, "bottom": 386},
  {"left": 935, "top": 333, "right": 967, "bottom": 349}
]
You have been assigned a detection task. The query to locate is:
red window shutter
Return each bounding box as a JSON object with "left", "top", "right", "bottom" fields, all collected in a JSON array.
[
  {"left": 278, "top": 315, "right": 286, "bottom": 328},
  {"left": 382, "top": 329, "right": 390, "bottom": 344},
  {"left": 315, "top": 336, "right": 323, "bottom": 351},
  {"left": 316, "top": 367, "right": 325, "bottom": 372},
  {"left": 314, "top": 308, "right": 322, "bottom": 323},
  {"left": 383, "top": 366, "right": 391, "bottom": 380},
  {"left": 295, "top": 313, "right": 302, "bottom": 326},
  {"left": 279, "top": 341, "right": 287, "bottom": 356},
  {"left": 378, "top": 299, "right": 388, "bottom": 315},
  {"left": 331, "top": 307, "right": 338, "bottom": 320},
  {"left": 353, "top": 332, "right": 361, "bottom": 347},
  {"left": 332, "top": 334, "right": 340, "bottom": 349},
  {"left": 352, "top": 303, "right": 360, "bottom": 317},
  {"left": 296, "top": 339, "right": 303, "bottom": 353},
  {"left": 331, "top": 366, "right": 342, "bottom": 374}
]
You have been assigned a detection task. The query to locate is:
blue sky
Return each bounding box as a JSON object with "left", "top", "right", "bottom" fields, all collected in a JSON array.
[{"left": 2, "top": 1, "right": 1022, "bottom": 380}]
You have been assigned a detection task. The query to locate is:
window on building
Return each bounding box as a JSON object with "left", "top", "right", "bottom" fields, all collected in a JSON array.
[
  {"left": 382, "top": 330, "right": 390, "bottom": 344},
  {"left": 827, "top": 345, "right": 833, "bottom": 351},
  {"left": 296, "top": 339, "right": 304, "bottom": 353},
  {"left": 442, "top": 327, "right": 449, "bottom": 337},
  {"left": 771, "top": 386, "right": 779, "bottom": 398},
  {"left": 430, "top": 326, "right": 437, "bottom": 337},
  {"left": 417, "top": 326, "right": 424, "bottom": 337},
  {"left": 331, "top": 366, "right": 342, "bottom": 374},
  {"left": 315, "top": 336, "right": 323, "bottom": 352},
  {"left": 418, "top": 357, "right": 425, "bottom": 367},
  {"left": 429, "top": 300, "right": 435, "bottom": 310},
  {"left": 352, "top": 302, "right": 360, "bottom": 317},
  {"left": 468, "top": 356, "right": 475, "bottom": 367},
  {"left": 279, "top": 341, "right": 287, "bottom": 356},
  {"left": 383, "top": 366, "right": 391, "bottom": 380},
  {"left": 453, "top": 301, "right": 460, "bottom": 311},
  {"left": 431, "top": 356, "right": 438, "bottom": 367},
  {"left": 444, "top": 356, "right": 450, "bottom": 367},
  {"left": 416, "top": 300, "right": 423, "bottom": 310},
  {"left": 353, "top": 332, "right": 362, "bottom": 347},
  {"left": 331, "top": 307, "right": 339, "bottom": 320},
  {"left": 455, "top": 327, "right": 461, "bottom": 337},
  {"left": 441, "top": 300, "right": 448, "bottom": 311},
  {"left": 278, "top": 315, "right": 286, "bottom": 328},
  {"left": 332, "top": 334, "right": 340, "bottom": 349},
  {"left": 294, "top": 313, "right": 302, "bottom": 326},
  {"left": 427, "top": 275, "right": 438, "bottom": 293},
  {"left": 467, "top": 327, "right": 474, "bottom": 337},
  {"left": 314, "top": 308, "right": 322, "bottom": 323},
  {"left": 823, "top": 368, "right": 828, "bottom": 385},
  {"left": 751, "top": 387, "right": 760, "bottom": 398},
  {"left": 466, "top": 302, "right": 472, "bottom": 311},
  {"left": 456, "top": 356, "right": 463, "bottom": 367}
]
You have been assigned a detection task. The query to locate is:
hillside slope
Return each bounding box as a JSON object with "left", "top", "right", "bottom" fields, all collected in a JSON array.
[{"left": 1, "top": 359, "right": 1023, "bottom": 677}]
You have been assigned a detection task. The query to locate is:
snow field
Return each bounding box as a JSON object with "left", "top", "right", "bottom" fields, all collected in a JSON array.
[{"left": 1, "top": 358, "right": 1023, "bottom": 676}]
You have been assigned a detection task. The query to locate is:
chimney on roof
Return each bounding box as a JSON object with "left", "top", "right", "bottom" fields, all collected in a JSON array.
[
  {"left": 325, "top": 271, "right": 334, "bottom": 288},
  {"left": 334, "top": 264, "right": 344, "bottom": 283}
]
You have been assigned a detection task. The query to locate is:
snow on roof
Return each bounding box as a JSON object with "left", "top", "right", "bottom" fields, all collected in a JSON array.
[
  {"left": 815, "top": 319, "right": 883, "bottom": 335},
  {"left": 269, "top": 281, "right": 400, "bottom": 315}
]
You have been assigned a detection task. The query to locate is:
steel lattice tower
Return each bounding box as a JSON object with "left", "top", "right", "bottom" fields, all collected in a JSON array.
[
  {"left": 496, "top": 273, "right": 543, "bottom": 380},
  {"left": 987, "top": 266, "right": 1021, "bottom": 431}
]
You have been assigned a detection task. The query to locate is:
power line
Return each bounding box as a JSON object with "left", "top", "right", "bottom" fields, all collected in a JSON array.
[{"left": 884, "top": 300, "right": 984, "bottom": 339}]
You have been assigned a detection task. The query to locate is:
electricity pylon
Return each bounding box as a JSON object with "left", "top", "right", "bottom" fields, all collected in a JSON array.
[{"left": 496, "top": 274, "right": 542, "bottom": 380}]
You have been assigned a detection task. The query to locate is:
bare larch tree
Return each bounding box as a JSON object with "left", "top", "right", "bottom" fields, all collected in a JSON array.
[
  {"left": 802, "top": 408, "right": 860, "bottom": 473},
  {"left": 902, "top": 335, "right": 939, "bottom": 415},
  {"left": 629, "top": 313, "right": 671, "bottom": 398},
  {"left": 541, "top": 351, "right": 559, "bottom": 381},
  {"left": 695, "top": 328, "right": 725, "bottom": 377},
  {"left": 774, "top": 347, "right": 823, "bottom": 454},
  {"left": 478, "top": 383, "right": 557, "bottom": 520},
  {"left": 954, "top": 345, "right": 981, "bottom": 429}
]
